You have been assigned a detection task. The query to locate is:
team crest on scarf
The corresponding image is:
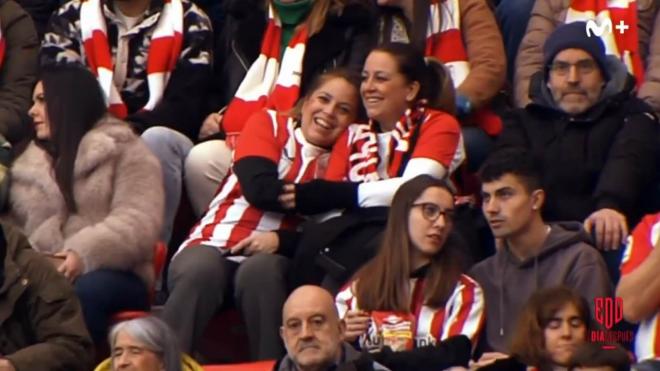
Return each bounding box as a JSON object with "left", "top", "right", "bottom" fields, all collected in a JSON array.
[{"left": 80, "top": 0, "right": 184, "bottom": 118}]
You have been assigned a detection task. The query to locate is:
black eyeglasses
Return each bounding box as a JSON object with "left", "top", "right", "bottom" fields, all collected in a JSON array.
[
  {"left": 548, "top": 60, "right": 597, "bottom": 76},
  {"left": 412, "top": 203, "right": 455, "bottom": 222}
]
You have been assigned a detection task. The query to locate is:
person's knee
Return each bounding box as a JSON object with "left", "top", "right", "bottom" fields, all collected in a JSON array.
[
  {"left": 235, "top": 254, "right": 289, "bottom": 293},
  {"left": 168, "top": 246, "right": 228, "bottom": 292}
]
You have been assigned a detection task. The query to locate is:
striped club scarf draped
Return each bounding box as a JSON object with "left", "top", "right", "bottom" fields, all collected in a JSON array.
[
  {"left": 80, "top": 0, "right": 184, "bottom": 118},
  {"left": 566, "top": 0, "right": 643, "bottom": 84},
  {"left": 222, "top": 4, "right": 309, "bottom": 146}
]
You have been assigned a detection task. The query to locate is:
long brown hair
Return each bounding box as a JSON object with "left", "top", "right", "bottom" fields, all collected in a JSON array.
[
  {"left": 354, "top": 175, "right": 467, "bottom": 312},
  {"left": 509, "top": 286, "right": 592, "bottom": 368}
]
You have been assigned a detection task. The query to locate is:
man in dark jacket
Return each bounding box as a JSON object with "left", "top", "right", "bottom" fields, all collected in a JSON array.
[
  {"left": 0, "top": 0, "right": 38, "bottom": 145},
  {"left": 0, "top": 224, "right": 93, "bottom": 371},
  {"left": 496, "top": 22, "right": 658, "bottom": 255},
  {"left": 470, "top": 148, "right": 612, "bottom": 353}
]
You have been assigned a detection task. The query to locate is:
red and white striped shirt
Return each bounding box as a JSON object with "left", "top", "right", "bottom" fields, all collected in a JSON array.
[
  {"left": 178, "top": 110, "right": 331, "bottom": 256},
  {"left": 620, "top": 213, "right": 660, "bottom": 361},
  {"left": 335, "top": 274, "right": 484, "bottom": 351}
]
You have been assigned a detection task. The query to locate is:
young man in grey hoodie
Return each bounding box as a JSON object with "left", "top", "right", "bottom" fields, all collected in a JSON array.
[{"left": 469, "top": 148, "right": 612, "bottom": 353}]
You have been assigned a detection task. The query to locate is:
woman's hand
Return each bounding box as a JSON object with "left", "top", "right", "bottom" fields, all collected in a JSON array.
[
  {"left": 343, "top": 310, "right": 371, "bottom": 342},
  {"left": 198, "top": 111, "right": 223, "bottom": 139},
  {"left": 278, "top": 184, "right": 296, "bottom": 210},
  {"left": 230, "top": 232, "right": 279, "bottom": 256},
  {"left": 56, "top": 250, "right": 83, "bottom": 282}
]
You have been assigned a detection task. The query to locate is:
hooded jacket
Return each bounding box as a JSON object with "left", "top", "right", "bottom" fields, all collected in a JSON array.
[
  {"left": 497, "top": 56, "right": 659, "bottom": 227},
  {"left": 468, "top": 222, "right": 612, "bottom": 352}
]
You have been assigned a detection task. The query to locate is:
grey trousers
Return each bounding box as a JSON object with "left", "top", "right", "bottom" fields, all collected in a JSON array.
[{"left": 162, "top": 245, "right": 288, "bottom": 360}]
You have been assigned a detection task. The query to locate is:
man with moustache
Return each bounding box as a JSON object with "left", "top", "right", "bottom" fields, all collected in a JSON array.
[
  {"left": 494, "top": 22, "right": 658, "bottom": 277},
  {"left": 469, "top": 148, "right": 611, "bottom": 353}
]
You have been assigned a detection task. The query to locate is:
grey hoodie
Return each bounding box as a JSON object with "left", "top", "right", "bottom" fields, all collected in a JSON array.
[{"left": 469, "top": 222, "right": 612, "bottom": 352}]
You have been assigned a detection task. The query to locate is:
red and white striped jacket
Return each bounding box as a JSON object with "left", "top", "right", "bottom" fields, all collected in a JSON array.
[
  {"left": 335, "top": 273, "right": 485, "bottom": 351},
  {"left": 178, "top": 109, "right": 332, "bottom": 256}
]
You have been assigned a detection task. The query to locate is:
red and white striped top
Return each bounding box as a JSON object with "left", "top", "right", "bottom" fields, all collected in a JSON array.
[
  {"left": 620, "top": 213, "right": 660, "bottom": 361},
  {"left": 335, "top": 274, "right": 484, "bottom": 351},
  {"left": 178, "top": 110, "right": 331, "bottom": 256}
]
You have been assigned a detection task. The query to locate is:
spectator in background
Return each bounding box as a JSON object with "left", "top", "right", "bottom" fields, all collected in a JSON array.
[
  {"left": 183, "top": 0, "right": 376, "bottom": 217},
  {"left": 278, "top": 285, "right": 389, "bottom": 371},
  {"left": 0, "top": 224, "right": 93, "bottom": 371},
  {"left": 514, "top": 0, "right": 660, "bottom": 114},
  {"left": 375, "top": 0, "right": 506, "bottom": 171},
  {"left": 163, "top": 70, "right": 362, "bottom": 360},
  {"left": 0, "top": 0, "right": 38, "bottom": 145},
  {"left": 334, "top": 175, "right": 481, "bottom": 370},
  {"left": 469, "top": 148, "right": 611, "bottom": 353},
  {"left": 616, "top": 213, "right": 660, "bottom": 368},
  {"left": 40, "top": 0, "right": 212, "bottom": 243},
  {"left": 497, "top": 22, "right": 658, "bottom": 278},
  {"left": 7, "top": 65, "right": 164, "bottom": 344},
  {"left": 95, "top": 316, "right": 202, "bottom": 371}
]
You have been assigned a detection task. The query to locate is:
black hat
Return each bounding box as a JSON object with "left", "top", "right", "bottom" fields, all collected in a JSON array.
[{"left": 543, "top": 21, "right": 609, "bottom": 80}]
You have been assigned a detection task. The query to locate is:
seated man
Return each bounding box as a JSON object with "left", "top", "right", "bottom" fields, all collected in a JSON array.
[
  {"left": 40, "top": 0, "right": 213, "bottom": 242},
  {"left": 469, "top": 148, "right": 612, "bottom": 353},
  {"left": 616, "top": 213, "right": 660, "bottom": 368},
  {"left": 0, "top": 0, "right": 38, "bottom": 145},
  {"left": 0, "top": 224, "right": 93, "bottom": 371},
  {"left": 497, "top": 22, "right": 658, "bottom": 259}
]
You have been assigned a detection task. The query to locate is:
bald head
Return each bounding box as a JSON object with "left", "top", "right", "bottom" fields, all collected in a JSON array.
[{"left": 280, "top": 285, "right": 345, "bottom": 371}]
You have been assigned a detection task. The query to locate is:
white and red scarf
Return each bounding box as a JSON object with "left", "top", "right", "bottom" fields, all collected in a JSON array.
[
  {"left": 80, "top": 0, "right": 183, "bottom": 118},
  {"left": 222, "top": 4, "right": 309, "bottom": 144},
  {"left": 425, "top": 0, "right": 501, "bottom": 135},
  {"left": 566, "top": 0, "right": 644, "bottom": 84}
]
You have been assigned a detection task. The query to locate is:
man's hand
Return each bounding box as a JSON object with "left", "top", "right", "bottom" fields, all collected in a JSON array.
[
  {"left": 230, "top": 232, "right": 279, "bottom": 256},
  {"left": 56, "top": 250, "right": 83, "bottom": 282},
  {"left": 343, "top": 310, "right": 371, "bottom": 342},
  {"left": 278, "top": 184, "right": 296, "bottom": 210},
  {"left": 0, "top": 359, "right": 16, "bottom": 371},
  {"left": 198, "top": 112, "right": 223, "bottom": 139},
  {"left": 584, "top": 208, "right": 629, "bottom": 251}
]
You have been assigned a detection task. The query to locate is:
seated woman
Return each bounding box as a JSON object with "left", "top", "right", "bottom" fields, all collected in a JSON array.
[
  {"left": 7, "top": 64, "right": 164, "bottom": 343},
  {"left": 161, "top": 69, "right": 362, "bottom": 360},
  {"left": 286, "top": 42, "right": 464, "bottom": 289},
  {"left": 96, "top": 316, "right": 202, "bottom": 371},
  {"left": 474, "top": 286, "right": 592, "bottom": 370},
  {"left": 335, "top": 175, "right": 484, "bottom": 366}
]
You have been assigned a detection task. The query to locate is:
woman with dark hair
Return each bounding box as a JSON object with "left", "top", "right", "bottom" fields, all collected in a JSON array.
[
  {"left": 334, "top": 175, "right": 483, "bottom": 363},
  {"left": 162, "top": 69, "right": 363, "bottom": 360},
  {"left": 6, "top": 64, "right": 164, "bottom": 343}
]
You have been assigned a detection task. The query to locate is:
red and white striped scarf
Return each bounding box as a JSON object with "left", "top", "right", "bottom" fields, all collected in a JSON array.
[
  {"left": 222, "top": 4, "right": 309, "bottom": 144},
  {"left": 566, "top": 0, "right": 644, "bottom": 84},
  {"left": 425, "top": 0, "right": 501, "bottom": 135},
  {"left": 80, "top": 0, "right": 183, "bottom": 118}
]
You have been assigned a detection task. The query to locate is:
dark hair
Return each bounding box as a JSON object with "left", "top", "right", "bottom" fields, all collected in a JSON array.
[
  {"left": 354, "top": 175, "right": 467, "bottom": 311},
  {"left": 569, "top": 342, "right": 631, "bottom": 371},
  {"left": 479, "top": 148, "right": 542, "bottom": 193},
  {"left": 291, "top": 68, "right": 365, "bottom": 121},
  {"left": 509, "top": 286, "right": 592, "bottom": 368},
  {"left": 371, "top": 43, "right": 456, "bottom": 115},
  {"left": 40, "top": 64, "right": 108, "bottom": 212}
]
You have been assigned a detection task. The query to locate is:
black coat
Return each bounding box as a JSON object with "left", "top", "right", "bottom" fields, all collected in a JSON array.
[
  {"left": 209, "top": 0, "right": 377, "bottom": 112},
  {"left": 497, "top": 60, "right": 659, "bottom": 227}
]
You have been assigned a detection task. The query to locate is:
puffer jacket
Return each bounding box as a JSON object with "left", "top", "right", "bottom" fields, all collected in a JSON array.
[{"left": 514, "top": 0, "right": 660, "bottom": 113}]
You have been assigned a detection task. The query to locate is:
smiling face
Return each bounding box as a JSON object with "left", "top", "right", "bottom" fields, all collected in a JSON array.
[
  {"left": 543, "top": 303, "right": 587, "bottom": 366},
  {"left": 361, "top": 50, "right": 420, "bottom": 128},
  {"left": 28, "top": 82, "right": 52, "bottom": 140},
  {"left": 547, "top": 48, "right": 605, "bottom": 116},
  {"left": 300, "top": 76, "right": 359, "bottom": 148},
  {"left": 407, "top": 186, "right": 454, "bottom": 267}
]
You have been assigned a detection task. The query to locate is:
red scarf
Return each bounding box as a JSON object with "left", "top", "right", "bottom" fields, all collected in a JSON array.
[
  {"left": 80, "top": 0, "right": 184, "bottom": 118},
  {"left": 222, "top": 4, "right": 309, "bottom": 144},
  {"left": 566, "top": 0, "right": 644, "bottom": 84},
  {"left": 424, "top": 0, "right": 502, "bottom": 136}
]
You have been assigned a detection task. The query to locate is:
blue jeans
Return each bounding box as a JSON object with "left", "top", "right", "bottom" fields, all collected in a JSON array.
[
  {"left": 141, "top": 127, "right": 194, "bottom": 243},
  {"left": 75, "top": 269, "right": 149, "bottom": 343},
  {"left": 496, "top": 0, "right": 536, "bottom": 83}
]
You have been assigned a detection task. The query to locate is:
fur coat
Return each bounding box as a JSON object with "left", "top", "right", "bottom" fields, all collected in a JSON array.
[{"left": 6, "top": 115, "right": 164, "bottom": 287}]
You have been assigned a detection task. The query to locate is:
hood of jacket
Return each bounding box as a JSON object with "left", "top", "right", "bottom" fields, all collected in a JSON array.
[{"left": 528, "top": 55, "right": 635, "bottom": 121}]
